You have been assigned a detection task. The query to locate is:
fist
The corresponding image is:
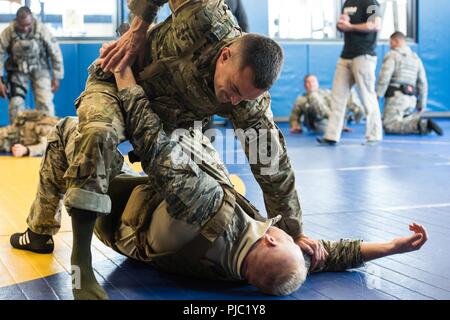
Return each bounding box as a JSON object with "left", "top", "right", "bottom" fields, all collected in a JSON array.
[{"left": 12, "top": 144, "right": 29, "bottom": 157}]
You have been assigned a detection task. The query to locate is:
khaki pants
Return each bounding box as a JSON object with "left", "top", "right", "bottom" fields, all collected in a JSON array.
[{"left": 324, "top": 55, "right": 383, "bottom": 142}]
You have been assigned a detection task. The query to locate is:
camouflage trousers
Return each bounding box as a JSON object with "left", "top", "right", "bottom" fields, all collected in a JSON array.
[
  {"left": 8, "top": 69, "right": 55, "bottom": 123},
  {"left": 27, "top": 76, "right": 126, "bottom": 235},
  {"left": 0, "top": 125, "right": 17, "bottom": 153},
  {"left": 383, "top": 92, "right": 427, "bottom": 134}
]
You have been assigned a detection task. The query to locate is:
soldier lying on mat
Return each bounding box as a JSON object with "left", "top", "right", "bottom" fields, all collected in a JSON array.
[{"left": 0, "top": 110, "right": 58, "bottom": 157}]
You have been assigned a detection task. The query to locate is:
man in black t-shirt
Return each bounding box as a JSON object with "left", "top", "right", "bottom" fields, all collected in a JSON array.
[{"left": 318, "top": 0, "right": 383, "bottom": 145}]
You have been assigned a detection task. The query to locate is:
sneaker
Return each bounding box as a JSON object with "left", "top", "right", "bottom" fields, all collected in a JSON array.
[
  {"left": 316, "top": 137, "right": 337, "bottom": 146},
  {"left": 427, "top": 119, "right": 443, "bottom": 136},
  {"left": 10, "top": 228, "right": 54, "bottom": 254},
  {"left": 362, "top": 140, "right": 380, "bottom": 146}
]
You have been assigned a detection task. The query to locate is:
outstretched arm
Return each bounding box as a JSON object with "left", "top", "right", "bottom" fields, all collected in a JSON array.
[
  {"left": 361, "top": 223, "right": 428, "bottom": 261},
  {"left": 311, "top": 223, "right": 428, "bottom": 273}
]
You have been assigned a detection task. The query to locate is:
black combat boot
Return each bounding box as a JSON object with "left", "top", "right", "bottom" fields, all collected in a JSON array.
[
  {"left": 10, "top": 228, "right": 54, "bottom": 254},
  {"left": 427, "top": 119, "right": 443, "bottom": 136},
  {"left": 316, "top": 137, "right": 337, "bottom": 146}
]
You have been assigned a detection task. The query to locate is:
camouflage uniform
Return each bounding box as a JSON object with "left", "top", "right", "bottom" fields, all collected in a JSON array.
[
  {"left": 0, "top": 17, "right": 64, "bottom": 123},
  {"left": 0, "top": 110, "right": 58, "bottom": 156},
  {"left": 25, "top": 0, "right": 303, "bottom": 240},
  {"left": 26, "top": 113, "right": 126, "bottom": 235},
  {"left": 290, "top": 88, "right": 365, "bottom": 133},
  {"left": 377, "top": 45, "right": 428, "bottom": 134},
  {"left": 93, "top": 84, "right": 364, "bottom": 281}
]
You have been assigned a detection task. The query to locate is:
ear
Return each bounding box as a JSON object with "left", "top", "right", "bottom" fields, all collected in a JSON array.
[
  {"left": 262, "top": 233, "right": 278, "bottom": 247},
  {"left": 220, "top": 47, "right": 232, "bottom": 63}
]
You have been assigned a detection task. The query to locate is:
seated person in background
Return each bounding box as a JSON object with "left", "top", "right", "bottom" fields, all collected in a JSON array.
[
  {"left": 377, "top": 31, "right": 443, "bottom": 136},
  {"left": 0, "top": 109, "right": 58, "bottom": 157},
  {"left": 290, "top": 74, "right": 365, "bottom": 134},
  {"left": 94, "top": 65, "right": 428, "bottom": 297}
]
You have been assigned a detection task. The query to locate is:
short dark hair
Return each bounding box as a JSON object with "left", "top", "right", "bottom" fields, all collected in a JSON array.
[
  {"left": 236, "top": 34, "right": 284, "bottom": 90},
  {"left": 390, "top": 31, "right": 406, "bottom": 40},
  {"left": 303, "top": 74, "right": 316, "bottom": 82},
  {"left": 16, "top": 6, "right": 32, "bottom": 20}
]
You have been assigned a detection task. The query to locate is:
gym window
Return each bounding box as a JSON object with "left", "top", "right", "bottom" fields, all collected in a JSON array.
[
  {"left": 268, "top": 0, "right": 417, "bottom": 41},
  {"left": 0, "top": 0, "right": 119, "bottom": 39}
]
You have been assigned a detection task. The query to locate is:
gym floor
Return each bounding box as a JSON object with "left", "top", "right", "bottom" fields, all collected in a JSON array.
[{"left": 0, "top": 120, "right": 449, "bottom": 300}]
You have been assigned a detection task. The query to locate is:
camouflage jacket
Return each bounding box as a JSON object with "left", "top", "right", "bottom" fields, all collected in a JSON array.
[
  {"left": 0, "top": 18, "right": 64, "bottom": 78},
  {"left": 0, "top": 110, "right": 59, "bottom": 156},
  {"left": 125, "top": 0, "right": 303, "bottom": 237},
  {"left": 289, "top": 89, "right": 332, "bottom": 128},
  {"left": 377, "top": 45, "right": 428, "bottom": 110},
  {"left": 100, "top": 84, "right": 364, "bottom": 281}
]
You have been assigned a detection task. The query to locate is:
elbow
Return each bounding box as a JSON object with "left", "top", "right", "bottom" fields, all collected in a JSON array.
[{"left": 373, "top": 18, "right": 382, "bottom": 32}]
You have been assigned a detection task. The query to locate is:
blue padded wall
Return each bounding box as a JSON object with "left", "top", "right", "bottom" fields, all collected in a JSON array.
[
  {"left": 0, "top": 0, "right": 449, "bottom": 126},
  {"left": 417, "top": 0, "right": 450, "bottom": 111},
  {"left": 0, "top": 42, "right": 101, "bottom": 126},
  {"left": 241, "top": 0, "right": 447, "bottom": 117}
]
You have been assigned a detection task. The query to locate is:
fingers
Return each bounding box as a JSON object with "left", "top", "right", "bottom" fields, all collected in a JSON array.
[
  {"left": 410, "top": 233, "right": 424, "bottom": 249},
  {"left": 100, "top": 40, "right": 118, "bottom": 59},
  {"left": 409, "top": 223, "right": 428, "bottom": 240},
  {"left": 102, "top": 46, "right": 122, "bottom": 71},
  {"left": 300, "top": 242, "right": 314, "bottom": 256},
  {"left": 116, "top": 52, "right": 134, "bottom": 72},
  {"left": 306, "top": 239, "right": 321, "bottom": 271},
  {"left": 101, "top": 47, "right": 122, "bottom": 71},
  {"left": 408, "top": 223, "right": 428, "bottom": 249}
]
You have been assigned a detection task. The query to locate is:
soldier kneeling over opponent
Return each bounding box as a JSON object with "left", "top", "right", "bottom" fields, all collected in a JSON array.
[
  {"left": 93, "top": 65, "right": 429, "bottom": 297},
  {"left": 10, "top": 61, "right": 428, "bottom": 299}
]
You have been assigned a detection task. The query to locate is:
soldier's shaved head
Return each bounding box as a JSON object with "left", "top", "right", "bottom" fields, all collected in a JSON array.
[
  {"left": 15, "top": 6, "right": 33, "bottom": 34},
  {"left": 390, "top": 31, "right": 406, "bottom": 41},
  {"left": 389, "top": 31, "right": 406, "bottom": 49},
  {"left": 16, "top": 6, "right": 32, "bottom": 21},
  {"left": 242, "top": 226, "right": 307, "bottom": 296}
]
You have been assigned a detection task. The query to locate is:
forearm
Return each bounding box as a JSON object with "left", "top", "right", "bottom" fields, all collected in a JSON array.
[
  {"left": 47, "top": 40, "right": 64, "bottom": 79},
  {"left": 349, "top": 22, "right": 380, "bottom": 33},
  {"left": 128, "top": 0, "right": 168, "bottom": 24},
  {"left": 360, "top": 242, "right": 395, "bottom": 262},
  {"left": 289, "top": 111, "right": 301, "bottom": 128},
  {"left": 27, "top": 141, "right": 46, "bottom": 157},
  {"left": 231, "top": 99, "right": 303, "bottom": 237},
  {"left": 251, "top": 145, "right": 303, "bottom": 237}
]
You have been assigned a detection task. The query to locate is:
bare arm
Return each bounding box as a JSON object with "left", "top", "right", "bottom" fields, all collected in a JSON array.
[
  {"left": 338, "top": 16, "right": 382, "bottom": 33},
  {"left": 361, "top": 223, "right": 427, "bottom": 261},
  {"left": 311, "top": 223, "right": 428, "bottom": 273},
  {"left": 101, "top": 0, "right": 169, "bottom": 71}
]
